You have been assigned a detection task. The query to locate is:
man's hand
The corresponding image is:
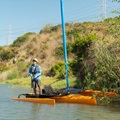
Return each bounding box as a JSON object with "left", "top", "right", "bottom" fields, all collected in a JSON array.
[{"left": 29, "top": 74, "right": 33, "bottom": 77}]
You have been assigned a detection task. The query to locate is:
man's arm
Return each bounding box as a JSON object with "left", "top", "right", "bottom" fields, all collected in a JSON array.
[{"left": 28, "top": 66, "right": 33, "bottom": 76}]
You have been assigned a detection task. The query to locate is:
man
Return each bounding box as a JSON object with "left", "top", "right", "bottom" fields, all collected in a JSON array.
[{"left": 28, "top": 58, "right": 42, "bottom": 95}]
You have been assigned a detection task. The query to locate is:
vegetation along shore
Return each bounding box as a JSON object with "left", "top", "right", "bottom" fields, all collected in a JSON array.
[{"left": 0, "top": 16, "right": 120, "bottom": 99}]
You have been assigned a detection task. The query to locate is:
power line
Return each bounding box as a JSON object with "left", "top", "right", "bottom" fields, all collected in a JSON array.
[
  {"left": 0, "top": 1, "right": 119, "bottom": 46},
  {"left": 7, "top": 24, "right": 13, "bottom": 45}
]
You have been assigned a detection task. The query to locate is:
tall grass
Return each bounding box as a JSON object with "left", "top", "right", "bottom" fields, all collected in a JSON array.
[
  {"left": 84, "top": 38, "right": 120, "bottom": 91},
  {"left": 1, "top": 76, "right": 77, "bottom": 90},
  {"left": 94, "top": 38, "right": 120, "bottom": 90}
]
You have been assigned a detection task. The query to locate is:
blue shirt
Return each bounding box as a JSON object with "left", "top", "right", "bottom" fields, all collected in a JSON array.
[{"left": 28, "top": 64, "right": 42, "bottom": 80}]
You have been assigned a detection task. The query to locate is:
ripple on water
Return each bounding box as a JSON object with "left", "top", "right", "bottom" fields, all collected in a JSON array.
[{"left": 0, "top": 84, "right": 120, "bottom": 120}]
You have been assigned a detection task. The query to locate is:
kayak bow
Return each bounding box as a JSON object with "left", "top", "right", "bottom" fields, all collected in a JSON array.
[{"left": 11, "top": 97, "right": 55, "bottom": 105}]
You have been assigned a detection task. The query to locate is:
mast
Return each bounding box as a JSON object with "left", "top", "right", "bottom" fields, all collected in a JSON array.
[{"left": 60, "top": 0, "right": 69, "bottom": 91}]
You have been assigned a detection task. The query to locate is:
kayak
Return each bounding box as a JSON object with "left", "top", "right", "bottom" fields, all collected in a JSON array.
[
  {"left": 79, "top": 90, "right": 117, "bottom": 98},
  {"left": 11, "top": 93, "right": 97, "bottom": 105}
]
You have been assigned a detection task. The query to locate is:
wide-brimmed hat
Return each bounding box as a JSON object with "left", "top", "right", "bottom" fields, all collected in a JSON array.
[{"left": 33, "top": 58, "right": 38, "bottom": 62}]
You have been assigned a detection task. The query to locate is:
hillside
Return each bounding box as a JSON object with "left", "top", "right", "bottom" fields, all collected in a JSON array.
[{"left": 0, "top": 16, "right": 120, "bottom": 92}]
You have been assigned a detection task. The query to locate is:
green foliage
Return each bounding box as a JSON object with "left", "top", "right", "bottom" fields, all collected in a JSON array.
[
  {"left": 50, "top": 25, "right": 60, "bottom": 32},
  {"left": 16, "top": 61, "right": 29, "bottom": 77},
  {"left": 0, "top": 66, "right": 10, "bottom": 72},
  {"left": 0, "top": 46, "right": 3, "bottom": 50},
  {"left": 71, "top": 34, "right": 98, "bottom": 58},
  {"left": 82, "top": 38, "right": 120, "bottom": 91},
  {"left": 54, "top": 43, "right": 72, "bottom": 59},
  {"left": 107, "top": 16, "right": 120, "bottom": 38},
  {"left": 7, "top": 70, "right": 20, "bottom": 80},
  {"left": 0, "top": 49, "right": 14, "bottom": 61},
  {"left": 98, "top": 96, "right": 111, "bottom": 105},
  {"left": 31, "top": 37, "right": 37, "bottom": 42},
  {"left": 49, "top": 62, "right": 65, "bottom": 79},
  {"left": 54, "top": 46, "right": 63, "bottom": 59},
  {"left": 11, "top": 32, "right": 33, "bottom": 47},
  {"left": 40, "top": 24, "right": 60, "bottom": 33},
  {"left": 66, "top": 24, "right": 86, "bottom": 39},
  {"left": 68, "top": 34, "right": 99, "bottom": 88},
  {"left": 40, "top": 23, "right": 52, "bottom": 33},
  {"left": 93, "top": 40, "right": 120, "bottom": 90}
]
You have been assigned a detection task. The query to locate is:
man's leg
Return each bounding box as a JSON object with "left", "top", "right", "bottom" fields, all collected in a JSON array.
[
  {"left": 37, "top": 80, "right": 42, "bottom": 95},
  {"left": 33, "top": 88, "right": 37, "bottom": 95},
  {"left": 32, "top": 80, "right": 37, "bottom": 95}
]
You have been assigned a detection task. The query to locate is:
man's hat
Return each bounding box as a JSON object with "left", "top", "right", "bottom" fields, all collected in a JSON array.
[{"left": 33, "top": 58, "right": 38, "bottom": 62}]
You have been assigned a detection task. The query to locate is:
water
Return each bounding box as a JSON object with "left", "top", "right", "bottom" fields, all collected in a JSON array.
[{"left": 0, "top": 84, "right": 120, "bottom": 120}]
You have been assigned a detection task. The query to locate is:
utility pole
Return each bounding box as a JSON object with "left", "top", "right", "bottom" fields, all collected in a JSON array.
[
  {"left": 8, "top": 24, "right": 12, "bottom": 45},
  {"left": 101, "top": 0, "right": 107, "bottom": 20},
  {"left": 60, "top": 0, "right": 69, "bottom": 91}
]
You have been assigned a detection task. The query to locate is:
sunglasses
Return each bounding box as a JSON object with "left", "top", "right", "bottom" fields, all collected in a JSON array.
[{"left": 33, "top": 60, "right": 37, "bottom": 62}]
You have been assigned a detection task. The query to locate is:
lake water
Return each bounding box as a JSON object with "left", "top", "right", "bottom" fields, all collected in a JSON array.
[{"left": 0, "top": 84, "right": 120, "bottom": 120}]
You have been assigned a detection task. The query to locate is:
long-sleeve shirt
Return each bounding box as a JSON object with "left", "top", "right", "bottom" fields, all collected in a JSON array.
[{"left": 28, "top": 64, "right": 42, "bottom": 80}]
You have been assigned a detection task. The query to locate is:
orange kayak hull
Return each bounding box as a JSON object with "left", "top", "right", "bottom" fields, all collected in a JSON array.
[
  {"left": 11, "top": 94, "right": 97, "bottom": 105},
  {"left": 52, "top": 94, "right": 97, "bottom": 105}
]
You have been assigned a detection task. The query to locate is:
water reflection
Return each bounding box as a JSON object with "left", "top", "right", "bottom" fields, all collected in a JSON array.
[{"left": 29, "top": 104, "right": 41, "bottom": 120}]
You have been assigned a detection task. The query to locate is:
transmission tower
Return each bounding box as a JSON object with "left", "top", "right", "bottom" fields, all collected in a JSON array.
[
  {"left": 8, "top": 24, "right": 12, "bottom": 45},
  {"left": 101, "top": 0, "right": 107, "bottom": 20}
]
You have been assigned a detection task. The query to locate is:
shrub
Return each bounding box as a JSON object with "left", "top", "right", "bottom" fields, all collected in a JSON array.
[
  {"left": 71, "top": 33, "right": 98, "bottom": 58},
  {"left": 0, "top": 46, "right": 3, "bottom": 50},
  {"left": 49, "top": 62, "right": 65, "bottom": 79},
  {"left": 40, "top": 23, "right": 52, "bottom": 33},
  {"left": 0, "top": 66, "right": 10, "bottom": 72},
  {"left": 93, "top": 39, "right": 120, "bottom": 91},
  {"left": 50, "top": 25, "right": 60, "bottom": 32},
  {"left": 7, "top": 70, "right": 20, "bottom": 80},
  {"left": 11, "top": 32, "right": 34, "bottom": 47},
  {"left": 54, "top": 46, "right": 63, "bottom": 59},
  {"left": 0, "top": 49, "right": 14, "bottom": 61}
]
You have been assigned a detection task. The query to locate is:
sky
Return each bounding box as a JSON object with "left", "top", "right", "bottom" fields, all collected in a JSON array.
[{"left": 0, "top": 0, "right": 119, "bottom": 46}]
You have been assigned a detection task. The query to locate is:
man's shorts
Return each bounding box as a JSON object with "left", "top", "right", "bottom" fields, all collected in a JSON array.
[{"left": 31, "top": 80, "right": 41, "bottom": 88}]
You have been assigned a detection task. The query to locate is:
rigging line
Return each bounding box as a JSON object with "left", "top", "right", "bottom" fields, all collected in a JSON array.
[
  {"left": 1, "top": 2, "right": 118, "bottom": 31},
  {"left": 65, "top": 12, "right": 98, "bottom": 21},
  {"left": 0, "top": 5, "right": 117, "bottom": 36},
  {"left": 66, "top": 14, "right": 99, "bottom": 23},
  {"left": 64, "top": 5, "right": 99, "bottom": 19},
  {"left": 65, "top": 10, "right": 99, "bottom": 22},
  {"left": 66, "top": 17, "right": 99, "bottom": 23},
  {"left": 64, "top": 0, "right": 99, "bottom": 15},
  {"left": 42, "top": 1, "right": 99, "bottom": 24},
  {"left": 0, "top": 6, "right": 104, "bottom": 34},
  {"left": 0, "top": 2, "right": 99, "bottom": 32},
  {"left": 0, "top": 12, "right": 99, "bottom": 37},
  {"left": 36, "top": 6, "right": 99, "bottom": 24},
  {"left": 0, "top": 26, "right": 42, "bottom": 36},
  {"left": 65, "top": 8, "right": 99, "bottom": 21}
]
